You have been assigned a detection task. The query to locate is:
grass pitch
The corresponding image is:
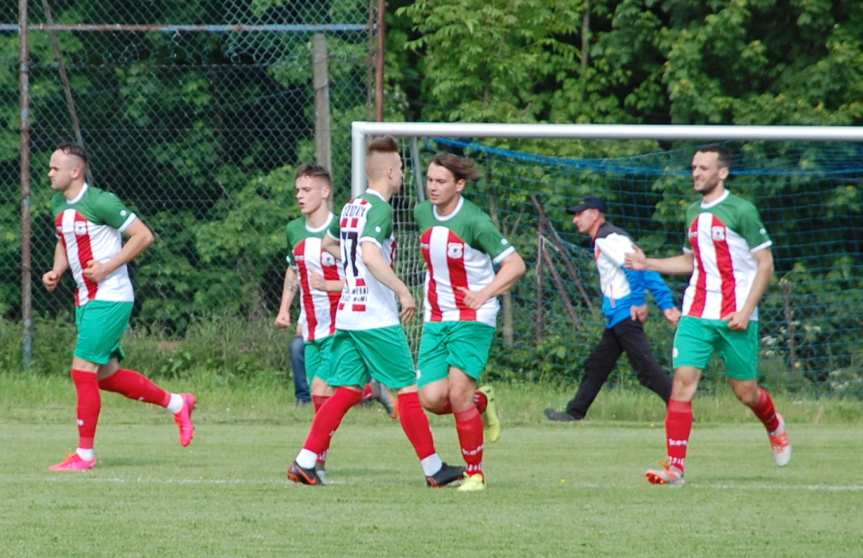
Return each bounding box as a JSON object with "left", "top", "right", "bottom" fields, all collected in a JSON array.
[{"left": 1, "top": 377, "right": 861, "bottom": 557}]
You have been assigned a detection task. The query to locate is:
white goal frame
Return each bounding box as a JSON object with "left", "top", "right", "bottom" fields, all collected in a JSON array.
[{"left": 350, "top": 122, "right": 863, "bottom": 197}]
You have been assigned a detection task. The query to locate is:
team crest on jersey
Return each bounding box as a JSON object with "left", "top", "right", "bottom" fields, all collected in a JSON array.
[
  {"left": 711, "top": 226, "right": 726, "bottom": 241},
  {"left": 321, "top": 252, "right": 336, "bottom": 266},
  {"left": 74, "top": 222, "right": 87, "bottom": 236},
  {"left": 447, "top": 242, "right": 464, "bottom": 259}
]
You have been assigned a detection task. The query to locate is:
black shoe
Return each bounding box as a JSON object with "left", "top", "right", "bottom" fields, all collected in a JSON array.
[
  {"left": 544, "top": 408, "right": 582, "bottom": 422},
  {"left": 287, "top": 461, "right": 324, "bottom": 486},
  {"left": 426, "top": 463, "right": 465, "bottom": 487}
]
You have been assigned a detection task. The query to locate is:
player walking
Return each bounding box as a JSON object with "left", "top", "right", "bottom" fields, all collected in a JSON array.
[
  {"left": 43, "top": 143, "right": 196, "bottom": 471},
  {"left": 415, "top": 153, "right": 525, "bottom": 492},
  {"left": 626, "top": 145, "right": 791, "bottom": 486},
  {"left": 287, "top": 137, "right": 462, "bottom": 487}
]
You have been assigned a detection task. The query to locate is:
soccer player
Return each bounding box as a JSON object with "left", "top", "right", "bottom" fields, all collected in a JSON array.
[
  {"left": 43, "top": 143, "right": 196, "bottom": 472},
  {"left": 275, "top": 165, "right": 342, "bottom": 479},
  {"left": 415, "top": 153, "right": 525, "bottom": 492},
  {"left": 544, "top": 196, "right": 680, "bottom": 422},
  {"left": 625, "top": 145, "right": 791, "bottom": 486},
  {"left": 287, "top": 137, "right": 463, "bottom": 487}
]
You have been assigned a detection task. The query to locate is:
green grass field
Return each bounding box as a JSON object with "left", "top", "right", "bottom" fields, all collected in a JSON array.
[{"left": 1, "top": 374, "right": 861, "bottom": 557}]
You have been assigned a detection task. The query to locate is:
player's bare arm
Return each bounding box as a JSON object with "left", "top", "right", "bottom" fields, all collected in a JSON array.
[
  {"left": 321, "top": 232, "right": 340, "bottom": 258},
  {"left": 275, "top": 267, "right": 298, "bottom": 328},
  {"left": 84, "top": 219, "right": 154, "bottom": 283},
  {"left": 457, "top": 251, "right": 526, "bottom": 310},
  {"left": 361, "top": 241, "right": 416, "bottom": 322},
  {"left": 42, "top": 240, "right": 69, "bottom": 292},
  {"left": 723, "top": 247, "right": 774, "bottom": 331},
  {"left": 625, "top": 247, "right": 694, "bottom": 275},
  {"left": 309, "top": 272, "right": 344, "bottom": 293}
]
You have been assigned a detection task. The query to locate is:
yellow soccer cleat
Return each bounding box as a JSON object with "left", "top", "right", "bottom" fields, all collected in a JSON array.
[
  {"left": 457, "top": 473, "right": 486, "bottom": 492},
  {"left": 478, "top": 385, "right": 501, "bottom": 443}
]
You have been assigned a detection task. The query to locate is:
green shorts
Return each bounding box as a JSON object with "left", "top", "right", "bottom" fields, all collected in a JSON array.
[
  {"left": 417, "top": 321, "right": 496, "bottom": 387},
  {"left": 329, "top": 326, "right": 417, "bottom": 390},
  {"left": 672, "top": 316, "right": 760, "bottom": 380},
  {"left": 74, "top": 300, "right": 133, "bottom": 365},
  {"left": 305, "top": 336, "right": 335, "bottom": 384}
]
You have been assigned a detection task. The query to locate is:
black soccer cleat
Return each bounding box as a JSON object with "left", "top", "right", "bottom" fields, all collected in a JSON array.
[
  {"left": 544, "top": 408, "right": 582, "bottom": 422},
  {"left": 426, "top": 463, "right": 465, "bottom": 488},
  {"left": 287, "top": 461, "right": 324, "bottom": 486}
]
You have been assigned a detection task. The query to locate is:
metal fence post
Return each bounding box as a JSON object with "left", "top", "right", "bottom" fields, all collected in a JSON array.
[{"left": 312, "top": 33, "right": 331, "bottom": 176}]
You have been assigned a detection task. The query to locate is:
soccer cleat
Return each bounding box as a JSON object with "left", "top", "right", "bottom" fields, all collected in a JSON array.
[
  {"left": 544, "top": 408, "right": 582, "bottom": 422},
  {"left": 425, "top": 463, "right": 465, "bottom": 488},
  {"left": 478, "top": 385, "right": 502, "bottom": 442},
  {"left": 769, "top": 415, "right": 792, "bottom": 467},
  {"left": 456, "top": 473, "right": 486, "bottom": 492},
  {"left": 645, "top": 463, "right": 685, "bottom": 486},
  {"left": 287, "top": 461, "right": 324, "bottom": 486},
  {"left": 315, "top": 461, "right": 328, "bottom": 485},
  {"left": 49, "top": 452, "right": 96, "bottom": 472},
  {"left": 173, "top": 393, "right": 197, "bottom": 447},
  {"left": 370, "top": 380, "right": 398, "bottom": 419}
]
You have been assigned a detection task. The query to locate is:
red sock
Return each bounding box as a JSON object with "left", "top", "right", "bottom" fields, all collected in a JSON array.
[
  {"left": 98, "top": 368, "right": 170, "bottom": 407},
  {"left": 397, "top": 392, "right": 436, "bottom": 460},
  {"left": 361, "top": 383, "right": 373, "bottom": 401},
  {"left": 312, "top": 395, "right": 330, "bottom": 413},
  {"left": 665, "top": 399, "right": 693, "bottom": 473},
  {"left": 303, "top": 387, "right": 362, "bottom": 454},
  {"left": 473, "top": 390, "right": 488, "bottom": 413},
  {"left": 455, "top": 406, "right": 484, "bottom": 476},
  {"left": 750, "top": 387, "right": 781, "bottom": 433},
  {"left": 71, "top": 369, "right": 101, "bottom": 450}
]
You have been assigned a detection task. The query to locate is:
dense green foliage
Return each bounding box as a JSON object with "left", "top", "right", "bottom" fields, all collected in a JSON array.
[{"left": 2, "top": 1, "right": 861, "bottom": 390}]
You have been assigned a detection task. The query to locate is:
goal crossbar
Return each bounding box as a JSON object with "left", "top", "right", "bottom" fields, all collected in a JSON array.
[{"left": 351, "top": 122, "right": 863, "bottom": 196}]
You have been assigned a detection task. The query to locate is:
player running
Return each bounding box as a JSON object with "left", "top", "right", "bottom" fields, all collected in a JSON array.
[
  {"left": 287, "top": 137, "right": 462, "bottom": 487},
  {"left": 275, "top": 164, "right": 343, "bottom": 481},
  {"left": 43, "top": 143, "right": 196, "bottom": 471},
  {"left": 415, "top": 153, "right": 526, "bottom": 492},
  {"left": 626, "top": 145, "right": 791, "bottom": 486}
]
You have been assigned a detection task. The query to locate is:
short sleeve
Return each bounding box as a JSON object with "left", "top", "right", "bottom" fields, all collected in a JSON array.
[
  {"left": 359, "top": 202, "right": 393, "bottom": 245},
  {"left": 473, "top": 215, "right": 516, "bottom": 264},
  {"left": 595, "top": 233, "right": 634, "bottom": 268},
  {"left": 285, "top": 225, "right": 296, "bottom": 266},
  {"left": 93, "top": 191, "right": 136, "bottom": 232},
  {"left": 327, "top": 212, "right": 340, "bottom": 240},
  {"left": 737, "top": 203, "right": 772, "bottom": 252}
]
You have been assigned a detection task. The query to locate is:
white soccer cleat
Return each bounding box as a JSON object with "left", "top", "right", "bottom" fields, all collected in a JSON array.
[{"left": 769, "top": 415, "right": 792, "bottom": 467}]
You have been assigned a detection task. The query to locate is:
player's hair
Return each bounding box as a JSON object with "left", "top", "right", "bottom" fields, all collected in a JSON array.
[
  {"left": 366, "top": 135, "right": 399, "bottom": 156},
  {"left": 296, "top": 164, "right": 331, "bottom": 185},
  {"left": 56, "top": 142, "right": 88, "bottom": 166},
  {"left": 430, "top": 152, "right": 480, "bottom": 182},
  {"left": 696, "top": 144, "right": 732, "bottom": 169}
]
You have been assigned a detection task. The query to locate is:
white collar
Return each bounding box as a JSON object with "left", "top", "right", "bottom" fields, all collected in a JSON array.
[
  {"left": 306, "top": 212, "right": 334, "bottom": 233},
  {"left": 432, "top": 196, "right": 464, "bottom": 222},
  {"left": 67, "top": 182, "right": 89, "bottom": 204},
  {"left": 700, "top": 189, "right": 729, "bottom": 209}
]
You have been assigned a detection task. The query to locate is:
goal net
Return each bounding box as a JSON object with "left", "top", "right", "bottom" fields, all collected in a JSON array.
[{"left": 354, "top": 123, "right": 863, "bottom": 397}]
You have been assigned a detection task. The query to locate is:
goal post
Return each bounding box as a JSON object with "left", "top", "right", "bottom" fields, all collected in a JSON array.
[
  {"left": 351, "top": 122, "right": 863, "bottom": 196},
  {"left": 348, "top": 121, "right": 863, "bottom": 394}
]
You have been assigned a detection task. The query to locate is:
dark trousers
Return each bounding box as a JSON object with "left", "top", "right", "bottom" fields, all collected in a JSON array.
[
  {"left": 565, "top": 318, "right": 671, "bottom": 418},
  {"left": 290, "top": 335, "right": 311, "bottom": 404}
]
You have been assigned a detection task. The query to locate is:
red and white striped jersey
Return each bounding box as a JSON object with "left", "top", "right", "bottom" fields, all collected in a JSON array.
[
  {"left": 415, "top": 197, "right": 516, "bottom": 327},
  {"left": 327, "top": 190, "right": 400, "bottom": 330},
  {"left": 286, "top": 213, "right": 341, "bottom": 342},
  {"left": 52, "top": 184, "right": 137, "bottom": 306},
  {"left": 682, "top": 191, "right": 772, "bottom": 320}
]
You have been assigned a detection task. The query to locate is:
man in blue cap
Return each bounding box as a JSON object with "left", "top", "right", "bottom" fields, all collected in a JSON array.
[{"left": 545, "top": 196, "right": 681, "bottom": 421}]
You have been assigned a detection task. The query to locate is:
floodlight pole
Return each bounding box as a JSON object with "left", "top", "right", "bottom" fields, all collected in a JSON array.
[{"left": 350, "top": 122, "right": 863, "bottom": 197}]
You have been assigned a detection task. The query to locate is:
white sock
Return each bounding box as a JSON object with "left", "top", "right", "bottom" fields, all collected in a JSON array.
[
  {"left": 296, "top": 448, "right": 318, "bottom": 469},
  {"left": 166, "top": 393, "right": 184, "bottom": 414},
  {"left": 420, "top": 453, "right": 443, "bottom": 477},
  {"left": 76, "top": 448, "right": 95, "bottom": 461}
]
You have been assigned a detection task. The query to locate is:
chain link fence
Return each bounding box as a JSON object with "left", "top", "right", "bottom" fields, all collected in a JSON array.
[{"left": 1, "top": 0, "right": 375, "bottom": 335}]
